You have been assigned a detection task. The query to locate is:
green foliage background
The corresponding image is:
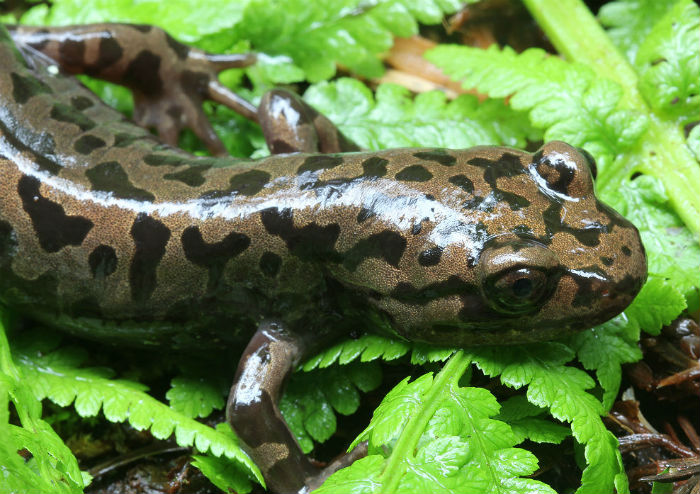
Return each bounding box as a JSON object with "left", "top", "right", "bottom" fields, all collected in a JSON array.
[{"left": 0, "top": 0, "right": 698, "bottom": 493}]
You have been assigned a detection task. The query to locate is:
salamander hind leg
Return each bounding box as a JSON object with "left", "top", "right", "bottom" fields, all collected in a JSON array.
[
  {"left": 258, "top": 89, "right": 360, "bottom": 154},
  {"left": 227, "top": 321, "right": 366, "bottom": 493},
  {"left": 9, "top": 23, "right": 258, "bottom": 155}
]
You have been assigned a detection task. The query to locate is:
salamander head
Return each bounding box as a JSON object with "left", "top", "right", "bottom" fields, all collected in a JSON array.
[{"left": 378, "top": 141, "right": 647, "bottom": 345}]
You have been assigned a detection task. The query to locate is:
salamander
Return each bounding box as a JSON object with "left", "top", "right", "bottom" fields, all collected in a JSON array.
[{"left": 0, "top": 23, "right": 647, "bottom": 493}]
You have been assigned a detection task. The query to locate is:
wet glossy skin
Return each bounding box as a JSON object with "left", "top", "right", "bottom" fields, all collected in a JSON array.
[{"left": 0, "top": 23, "right": 647, "bottom": 493}]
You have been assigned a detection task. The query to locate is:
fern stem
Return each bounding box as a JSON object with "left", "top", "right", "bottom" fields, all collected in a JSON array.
[
  {"left": 522, "top": 0, "right": 643, "bottom": 108},
  {"left": 378, "top": 350, "right": 471, "bottom": 494},
  {"left": 0, "top": 318, "right": 19, "bottom": 381},
  {"left": 522, "top": 0, "right": 700, "bottom": 239}
]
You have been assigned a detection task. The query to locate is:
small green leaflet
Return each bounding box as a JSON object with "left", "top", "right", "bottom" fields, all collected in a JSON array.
[
  {"left": 570, "top": 316, "right": 642, "bottom": 411},
  {"left": 190, "top": 424, "right": 260, "bottom": 494},
  {"left": 300, "top": 332, "right": 454, "bottom": 372},
  {"left": 302, "top": 333, "right": 410, "bottom": 371},
  {"left": 496, "top": 395, "right": 570, "bottom": 445},
  {"left": 624, "top": 277, "right": 688, "bottom": 336},
  {"left": 166, "top": 376, "right": 226, "bottom": 419},
  {"left": 688, "top": 125, "right": 700, "bottom": 161}
]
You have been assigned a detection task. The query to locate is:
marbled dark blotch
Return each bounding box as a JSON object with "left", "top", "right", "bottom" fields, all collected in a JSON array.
[
  {"left": 165, "top": 32, "right": 190, "bottom": 60},
  {"left": 70, "top": 96, "right": 94, "bottom": 111},
  {"left": 17, "top": 175, "right": 93, "bottom": 253},
  {"left": 413, "top": 150, "right": 456, "bottom": 167},
  {"left": 11, "top": 71, "right": 52, "bottom": 105},
  {"left": 86, "top": 161, "right": 156, "bottom": 201},
  {"left": 89, "top": 37, "right": 124, "bottom": 74},
  {"left": 357, "top": 208, "right": 374, "bottom": 223},
  {"left": 418, "top": 246, "right": 442, "bottom": 267},
  {"left": 361, "top": 157, "right": 388, "bottom": 178},
  {"left": 181, "top": 226, "right": 251, "bottom": 289},
  {"left": 163, "top": 164, "right": 212, "bottom": 187},
  {"left": 129, "top": 213, "right": 170, "bottom": 302},
  {"left": 74, "top": 134, "right": 106, "bottom": 155},
  {"left": 448, "top": 174, "right": 474, "bottom": 194},
  {"left": 123, "top": 50, "right": 162, "bottom": 96},
  {"left": 342, "top": 230, "right": 406, "bottom": 270},
  {"left": 50, "top": 103, "right": 96, "bottom": 131},
  {"left": 395, "top": 165, "right": 432, "bottom": 182},
  {"left": 58, "top": 37, "right": 85, "bottom": 67},
  {"left": 228, "top": 169, "right": 271, "bottom": 196},
  {"left": 260, "top": 207, "right": 340, "bottom": 262},
  {"left": 297, "top": 155, "right": 344, "bottom": 174}
]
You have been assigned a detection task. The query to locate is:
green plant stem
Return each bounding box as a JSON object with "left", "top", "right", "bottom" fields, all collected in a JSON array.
[
  {"left": 0, "top": 318, "right": 15, "bottom": 425},
  {"left": 0, "top": 318, "right": 18, "bottom": 380},
  {"left": 378, "top": 350, "right": 471, "bottom": 494},
  {"left": 523, "top": 0, "right": 700, "bottom": 240}
]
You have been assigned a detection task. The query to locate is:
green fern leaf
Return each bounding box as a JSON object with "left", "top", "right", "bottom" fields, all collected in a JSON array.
[
  {"left": 688, "top": 124, "right": 700, "bottom": 161},
  {"left": 496, "top": 396, "right": 570, "bottom": 445},
  {"left": 570, "top": 316, "right": 642, "bottom": 410},
  {"left": 301, "top": 333, "right": 410, "bottom": 371},
  {"left": 11, "top": 340, "right": 263, "bottom": 486},
  {"left": 470, "top": 343, "right": 628, "bottom": 494},
  {"left": 624, "top": 277, "right": 687, "bottom": 336},
  {"left": 425, "top": 44, "right": 646, "bottom": 174},
  {"left": 0, "top": 323, "right": 85, "bottom": 494},
  {"left": 321, "top": 352, "right": 556, "bottom": 494},
  {"left": 192, "top": 451, "right": 255, "bottom": 494},
  {"left": 233, "top": 0, "right": 463, "bottom": 82},
  {"left": 281, "top": 361, "right": 382, "bottom": 453},
  {"left": 304, "top": 78, "right": 539, "bottom": 150}
]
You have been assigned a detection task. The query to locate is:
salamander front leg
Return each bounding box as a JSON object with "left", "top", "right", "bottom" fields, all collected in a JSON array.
[
  {"left": 258, "top": 89, "right": 360, "bottom": 154},
  {"left": 227, "top": 321, "right": 365, "bottom": 493},
  {"left": 227, "top": 321, "right": 314, "bottom": 493}
]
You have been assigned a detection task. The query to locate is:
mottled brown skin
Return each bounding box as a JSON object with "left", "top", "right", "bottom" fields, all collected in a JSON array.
[{"left": 0, "top": 24, "right": 647, "bottom": 493}]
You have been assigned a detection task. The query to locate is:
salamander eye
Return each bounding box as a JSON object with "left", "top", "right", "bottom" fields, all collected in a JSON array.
[
  {"left": 478, "top": 237, "right": 561, "bottom": 315},
  {"left": 484, "top": 267, "right": 549, "bottom": 314}
]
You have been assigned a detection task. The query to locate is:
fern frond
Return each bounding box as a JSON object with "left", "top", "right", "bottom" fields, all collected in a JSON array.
[
  {"left": 12, "top": 343, "right": 263, "bottom": 487},
  {"left": 426, "top": 44, "right": 646, "bottom": 174}
]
